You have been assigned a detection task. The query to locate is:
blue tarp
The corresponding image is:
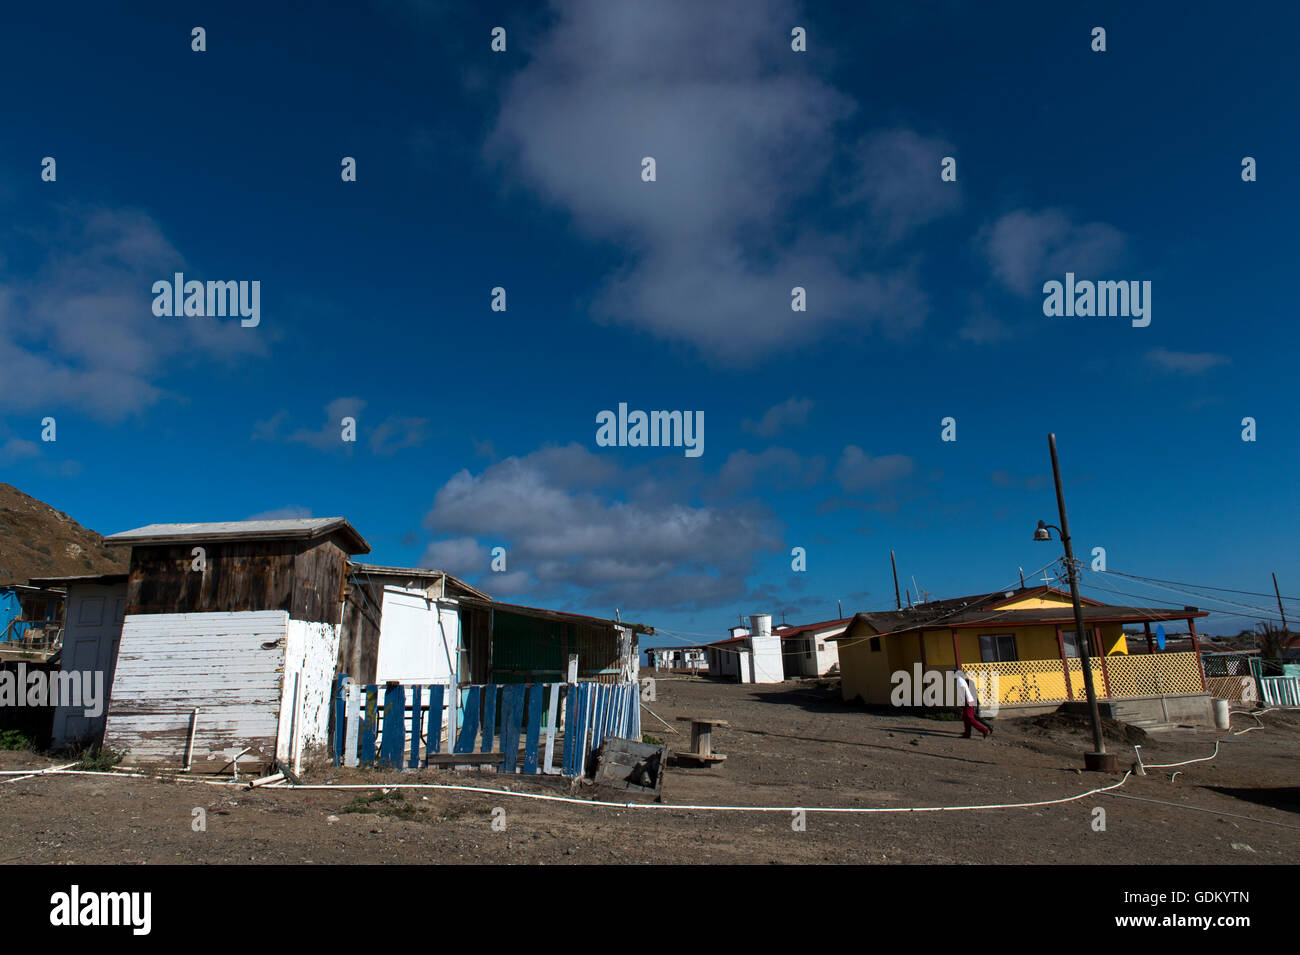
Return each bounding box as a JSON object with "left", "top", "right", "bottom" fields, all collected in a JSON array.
[{"left": 0, "top": 588, "right": 26, "bottom": 641}]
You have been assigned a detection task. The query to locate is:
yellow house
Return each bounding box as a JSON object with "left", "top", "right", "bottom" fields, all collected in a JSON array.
[{"left": 831, "top": 586, "right": 1210, "bottom": 714}]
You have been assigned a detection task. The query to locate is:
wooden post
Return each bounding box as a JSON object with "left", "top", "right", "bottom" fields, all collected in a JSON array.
[
  {"left": 950, "top": 628, "right": 961, "bottom": 668},
  {"left": 1055, "top": 626, "right": 1073, "bottom": 701},
  {"left": 1144, "top": 620, "right": 1154, "bottom": 654},
  {"left": 918, "top": 630, "right": 928, "bottom": 671},
  {"left": 567, "top": 653, "right": 579, "bottom": 685},
  {"left": 1093, "top": 627, "right": 1111, "bottom": 698},
  {"left": 1188, "top": 616, "right": 1208, "bottom": 691}
]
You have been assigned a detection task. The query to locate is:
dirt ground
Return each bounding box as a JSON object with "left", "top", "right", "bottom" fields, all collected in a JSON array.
[{"left": 1, "top": 674, "right": 1297, "bottom": 864}]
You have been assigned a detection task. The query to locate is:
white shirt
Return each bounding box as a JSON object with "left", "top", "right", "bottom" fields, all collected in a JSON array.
[{"left": 954, "top": 672, "right": 977, "bottom": 706}]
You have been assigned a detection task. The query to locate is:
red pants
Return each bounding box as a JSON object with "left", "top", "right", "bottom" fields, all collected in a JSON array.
[{"left": 962, "top": 704, "right": 990, "bottom": 738}]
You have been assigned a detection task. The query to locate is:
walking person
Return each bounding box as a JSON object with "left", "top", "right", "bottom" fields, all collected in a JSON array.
[{"left": 954, "top": 668, "right": 992, "bottom": 739}]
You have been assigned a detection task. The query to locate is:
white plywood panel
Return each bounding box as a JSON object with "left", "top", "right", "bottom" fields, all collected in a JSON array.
[
  {"left": 374, "top": 586, "right": 451, "bottom": 685},
  {"left": 103, "top": 611, "right": 288, "bottom": 768}
]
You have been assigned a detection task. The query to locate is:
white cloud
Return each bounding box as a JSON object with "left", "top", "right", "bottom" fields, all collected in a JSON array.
[
  {"left": 834, "top": 445, "right": 914, "bottom": 492},
  {"left": 979, "top": 208, "right": 1126, "bottom": 295},
  {"left": 1145, "top": 348, "right": 1231, "bottom": 375},
  {"left": 848, "top": 129, "right": 961, "bottom": 241},
  {"left": 245, "top": 505, "right": 313, "bottom": 521},
  {"left": 0, "top": 205, "right": 265, "bottom": 420},
  {"left": 421, "top": 442, "right": 780, "bottom": 611},
  {"left": 0, "top": 438, "right": 41, "bottom": 465},
  {"left": 742, "top": 397, "right": 813, "bottom": 438},
  {"left": 421, "top": 536, "right": 488, "bottom": 573},
  {"left": 370, "top": 416, "right": 430, "bottom": 455},
  {"left": 714, "top": 447, "right": 825, "bottom": 496},
  {"left": 486, "top": 0, "right": 935, "bottom": 363}
]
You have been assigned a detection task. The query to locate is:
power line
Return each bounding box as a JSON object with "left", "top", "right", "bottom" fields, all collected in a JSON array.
[
  {"left": 1104, "top": 568, "right": 1300, "bottom": 604},
  {"left": 1076, "top": 574, "right": 1282, "bottom": 627},
  {"left": 1080, "top": 568, "right": 1281, "bottom": 619}
]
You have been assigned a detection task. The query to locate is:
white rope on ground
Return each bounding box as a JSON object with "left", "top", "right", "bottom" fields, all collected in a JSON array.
[
  {"left": 1099, "top": 791, "right": 1300, "bottom": 832},
  {"left": 1141, "top": 740, "right": 1221, "bottom": 769},
  {"left": 1137, "top": 707, "right": 1286, "bottom": 770},
  {"left": 0, "top": 764, "right": 1133, "bottom": 814},
  {"left": 0, "top": 761, "right": 78, "bottom": 783},
  {"left": 0, "top": 767, "right": 245, "bottom": 786},
  {"left": 280, "top": 772, "right": 1133, "bottom": 814},
  {"left": 1228, "top": 706, "right": 1277, "bottom": 735}
]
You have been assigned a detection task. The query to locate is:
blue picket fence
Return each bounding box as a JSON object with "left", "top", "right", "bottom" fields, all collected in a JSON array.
[{"left": 333, "top": 678, "right": 641, "bottom": 777}]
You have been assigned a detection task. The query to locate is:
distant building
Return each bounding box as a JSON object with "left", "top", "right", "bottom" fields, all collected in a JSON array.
[
  {"left": 706, "top": 614, "right": 783, "bottom": 683},
  {"left": 832, "top": 585, "right": 1214, "bottom": 723},
  {"left": 647, "top": 646, "right": 706, "bottom": 671},
  {"left": 776, "top": 617, "right": 851, "bottom": 677}
]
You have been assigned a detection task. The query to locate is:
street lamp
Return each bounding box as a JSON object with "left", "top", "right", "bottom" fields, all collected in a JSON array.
[{"left": 1033, "top": 433, "right": 1119, "bottom": 772}]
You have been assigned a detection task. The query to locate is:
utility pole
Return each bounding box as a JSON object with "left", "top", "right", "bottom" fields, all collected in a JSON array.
[
  {"left": 890, "top": 550, "right": 902, "bottom": 610},
  {"left": 1273, "top": 573, "right": 1289, "bottom": 637},
  {"left": 1045, "top": 433, "right": 1113, "bottom": 771}
]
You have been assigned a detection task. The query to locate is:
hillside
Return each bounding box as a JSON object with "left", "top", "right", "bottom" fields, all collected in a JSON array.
[{"left": 0, "top": 484, "right": 127, "bottom": 586}]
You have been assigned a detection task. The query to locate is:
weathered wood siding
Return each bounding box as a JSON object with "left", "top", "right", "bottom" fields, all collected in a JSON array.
[
  {"left": 103, "top": 611, "right": 288, "bottom": 770},
  {"left": 125, "top": 539, "right": 348, "bottom": 624},
  {"left": 337, "top": 578, "right": 383, "bottom": 684}
]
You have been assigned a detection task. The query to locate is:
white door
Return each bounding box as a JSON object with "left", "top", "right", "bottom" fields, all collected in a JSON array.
[{"left": 51, "top": 581, "right": 126, "bottom": 749}]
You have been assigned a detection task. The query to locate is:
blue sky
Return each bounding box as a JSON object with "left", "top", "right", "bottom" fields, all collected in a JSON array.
[{"left": 1, "top": 1, "right": 1297, "bottom": 645}]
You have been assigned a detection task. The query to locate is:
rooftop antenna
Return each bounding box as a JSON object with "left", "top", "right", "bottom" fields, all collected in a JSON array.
[
  {"left": 911, "top": 576, "right": 922, "bottom": 605},
  {"left": 1019, "top": 567, "right": 1025, "bottom": 588},
  {"left": 837, "top": 599, "right": 843, "bottom": 619},
  {"left": 890, "top": 550, "right": 902, "bottom": 610},
  {"left": 906, "top": 587, "right": 913, "bottom": 609}
]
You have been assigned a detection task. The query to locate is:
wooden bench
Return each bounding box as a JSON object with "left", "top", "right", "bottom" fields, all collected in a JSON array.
[
  {"left": 425, "top": 753, "right": 503, "bottom": 767},
  {"left": 673, "top": 717, "right": 729, "bottom": 766}
]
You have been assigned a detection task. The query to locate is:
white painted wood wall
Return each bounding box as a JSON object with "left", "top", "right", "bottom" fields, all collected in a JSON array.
[
  {"left": 277, "top": 619, "right": 343, "bottom": 764},
  {"left": 104, "top": 611, "right": 298, "bottom": 770}
]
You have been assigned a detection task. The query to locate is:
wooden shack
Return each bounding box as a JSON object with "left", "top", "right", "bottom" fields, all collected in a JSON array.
[
  {"left": 337, "top": 563, "right": 489, "bottom": 687},
  {"left": 101, "top": 518, "right": 368, "bottom": 773}
]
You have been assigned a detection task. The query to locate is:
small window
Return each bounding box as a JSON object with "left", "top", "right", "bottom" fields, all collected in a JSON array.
[
  {"left": 870, "top": 637, "right": 881, "bottom": 652},
  {"left": 1061, "top": 630, "right": 1084, "bottom": 658},
  {"left": 979, "top": 633, "right": 1017, "bottom": 662}
]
